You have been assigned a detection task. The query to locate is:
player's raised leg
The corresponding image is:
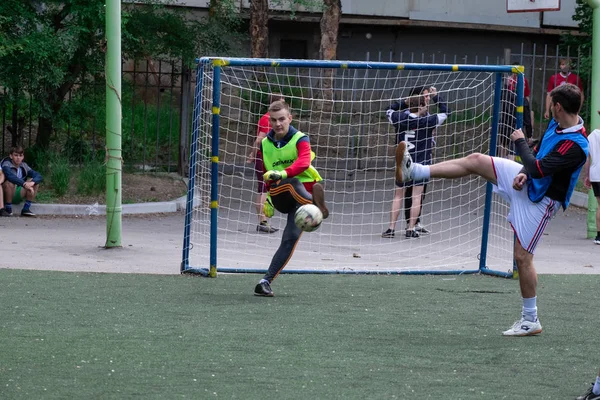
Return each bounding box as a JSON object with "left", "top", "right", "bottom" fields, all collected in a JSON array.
[{"left": 396, "top": 141, "right": 497, "bottom": 185}]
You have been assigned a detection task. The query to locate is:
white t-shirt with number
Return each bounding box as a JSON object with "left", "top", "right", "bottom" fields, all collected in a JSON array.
[{"left": 589, "top": 129, "right": 600, "bottom": 182}]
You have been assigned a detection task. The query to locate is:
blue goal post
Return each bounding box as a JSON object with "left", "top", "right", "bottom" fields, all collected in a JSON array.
[{"left": 181, "top": 57, "right": 525, "bottom": 278}]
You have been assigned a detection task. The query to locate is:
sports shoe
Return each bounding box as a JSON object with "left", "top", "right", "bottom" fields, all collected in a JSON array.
[
  {"left": 576, "top": 384, "right": 600, "bottom": 400},
  {"left": 415, "top": 222, "right": 430, "bottom": 234},
  {"left": 405, "top": 229, "right": 420, "bottom": 238},
  {"left": 502, "top": 318, "right": 542, "bottom": 336},
  {"left": 257, "top": 222, "right": 278, "bottom": 234},
  {"left": 594, "top": 236, "right": 600, "bottom": 245},
  {"left": 254, "top": 281, "right": 274, "bottom": 297},
  {"left": 20, "top": 209, "right": 36, "bottom": 217},
  {"left": 311, "top": 183, "right": 329, "bottom": 219},
  {"left": 0, "top": 208, "right": 10, "bottom": 217},
  {"left": 395, "top": 141, "right": 414, "bottom": 183},
  {"left": 381, "top": 229, "right": 395, "bottom": 238}
]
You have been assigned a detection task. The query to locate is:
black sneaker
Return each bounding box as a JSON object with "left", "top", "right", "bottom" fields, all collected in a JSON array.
[
  {"left": 257, "top": 222, "right": 278, "bottom": 234},
  {"left": 594, "top": 236, "right": 600, "bottom": 245},
  {"left": 576, "top": 384, "right": 600, "bottom": 400},
  {"left": 405, "top": 229, "right": 420, "bottom": 238},
  {"left": 0, "top": 208, "right": 10, "bottom": 217},
  {"left": 381, "top": 229, "right": 395, "bottom": 238},
  {"left": 21, "top": 209, "right": 36, "bottom": 217},
  {"left": 254, "top": 281, "right": 274, "bottom": 297},
  {"left": 5, "top": 209, "right": 13, "bottom": 216},
  {"left": 311, "top": 183, "right": 329, "bottom": 219}
]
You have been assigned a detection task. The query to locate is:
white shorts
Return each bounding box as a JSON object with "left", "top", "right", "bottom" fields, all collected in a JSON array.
[{"left": 490, "top": 157, "right": 560, "bottom": 254}]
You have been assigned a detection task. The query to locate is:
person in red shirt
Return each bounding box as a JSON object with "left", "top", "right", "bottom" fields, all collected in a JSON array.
[
  {"left": 247, "top": 93, "right": 285, "bottom": 233},
  {"left": 544, "top": 58, "right": 584, "bottom": 120}
]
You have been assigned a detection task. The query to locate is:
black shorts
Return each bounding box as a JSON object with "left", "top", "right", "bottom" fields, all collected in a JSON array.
[{"left": 592, "top": 181, "right": 600, "bottom": 197}]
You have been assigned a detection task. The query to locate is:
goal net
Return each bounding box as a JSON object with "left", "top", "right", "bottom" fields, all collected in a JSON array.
[{"left": 181, "top": 58, "right": 525, "bottom": 278}]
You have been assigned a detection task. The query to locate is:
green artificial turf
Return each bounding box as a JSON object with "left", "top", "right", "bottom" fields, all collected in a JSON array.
[{"left": 0, "top": 269, "right": 597, "bottom": 399}]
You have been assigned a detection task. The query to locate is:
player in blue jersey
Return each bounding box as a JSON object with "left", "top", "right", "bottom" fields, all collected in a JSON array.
[
  {"left": 396, "top": 83, "right": 588, "bottom": 336},
  {"left": 382, "top": 86, "right": 449, "bottom": 238}
]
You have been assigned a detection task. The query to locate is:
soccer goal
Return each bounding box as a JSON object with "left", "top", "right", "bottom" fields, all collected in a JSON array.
[{"left": 181, "top": 57, "right": 525, "bottom": 278}]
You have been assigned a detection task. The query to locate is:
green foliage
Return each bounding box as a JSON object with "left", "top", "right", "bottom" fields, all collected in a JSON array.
[
  {"left": 63, "top": 136, "right": 92, "bottom": 164},
  {"left": 48, "top": 154, "right": 72, "bottom": 197},
  {"left": 0, "top": 0, "right": 245, "bottom": 151},
  {"left": 241, "top": 77, "right": 311, "bottom": 118},
  {"left": 77, "top": 157, "right": 106, "bottom": 196},
  {"left": 24, "top": 146, "right": 51, "bottom": 176}
]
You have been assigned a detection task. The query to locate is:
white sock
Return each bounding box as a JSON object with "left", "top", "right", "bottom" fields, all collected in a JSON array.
[
  {"left": 259, "top": 279, "right": 269, "bottom": 284},
  {"left": 522, "top": 296, "right": 537, "bottom": 322},
  {"left": 412, "top": 164, "right": 430, "bottom": 181},
  {"left": 593, "top": 375, "right": 600, "bottom": 395}
]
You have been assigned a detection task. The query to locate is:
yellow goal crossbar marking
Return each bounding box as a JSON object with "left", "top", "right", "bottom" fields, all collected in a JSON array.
[
  {"left": 396, "top": 64, "right": 405, "bottom": 70},
  {"left": 212, "top": 106, "right": 220, "bottom": 115},
  {"left": 271, "top": 61, "right": 280, "bottom": 67},
  {"left": 512, "top": 65, "right": 525, "bottom": 73},
  {"left": 452, "top": 65, "right": 459, "bottom": 71},
  {"left": 516, "top": 106, "right": 524, "bottom": 113},
  {"left": 340, "top": 64, "right": 348, "bottom": 69},
  {"left": 210, "top": 201, "right": 218, "bottom": 209},
  {"left": 211, "top": 156, "right": 219, "bottom": 163},
  {"left": 213, "top": 59, "right": 229, "bottom": 67}
]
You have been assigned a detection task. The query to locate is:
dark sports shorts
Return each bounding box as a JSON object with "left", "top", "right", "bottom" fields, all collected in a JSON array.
[
  {"left": 592, "top": 181, "right": 600, "bottom": 197},
  {"left": 254, "top": 158, "right": 267, "bottom": 194}
]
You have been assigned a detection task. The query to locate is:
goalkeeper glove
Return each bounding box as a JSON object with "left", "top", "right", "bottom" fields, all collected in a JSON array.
[
  {"left": 263, "top": 195, "right": 275, "bottom": 218},
  {"left": 263, "top": 170, "right": 287, "bottom": 182}
]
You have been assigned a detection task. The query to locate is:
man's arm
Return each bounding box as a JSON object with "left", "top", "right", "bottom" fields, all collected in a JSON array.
[
  {"left": 429, "top": 87, "right": 450, "bottom": 125},
  {"left": 1, "top": 165, "right": 26, "bottom": 186},
  {"left": 514, "top": 137, "right": 586, "bottom": 179},
  {"left": 248, "top": 115, "right": 271, "bottom": 161},
  {"left": 283, "top": 138, "right": 311, "bottom": 178},
  {"left": 27, "top": 168, "right": 43, "bottom": 184},
  {"left": 544, "top": 75, "right": 555, "bottom": 119}
]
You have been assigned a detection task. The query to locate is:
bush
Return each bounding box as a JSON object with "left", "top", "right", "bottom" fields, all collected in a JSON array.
[
  {"left": 77, "top": 157, "right": 106, "bottom": 196},
  {"left": 48, "top": 154, "right": 71, "bottom": 197}
]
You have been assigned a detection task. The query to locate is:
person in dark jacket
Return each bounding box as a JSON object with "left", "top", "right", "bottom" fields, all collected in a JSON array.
[
  {"left": 1, "top": 146, "right": 43, "bottom": 217},
  {"left": 382, "top": 86, "right": 450, "bottom": 238}
]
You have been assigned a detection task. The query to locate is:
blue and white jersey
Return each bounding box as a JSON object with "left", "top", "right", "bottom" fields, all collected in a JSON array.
[{"left": 386, "top": 96, "right": 450, "bottom": 165}]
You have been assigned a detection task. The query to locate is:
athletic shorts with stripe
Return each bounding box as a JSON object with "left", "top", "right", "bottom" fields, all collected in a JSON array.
[{"left": 491, "top": 156, "right": 560, "bottom": 254}]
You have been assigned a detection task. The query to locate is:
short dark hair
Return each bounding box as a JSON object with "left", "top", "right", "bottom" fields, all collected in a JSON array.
[
  {"left": 10, "top": 146, "right": 24, "bottom": 155},
  {"left": 407, "top": 95, "right": 424, "bottom": 110},
  {"left": 409, "top": 86, "right": 426, "bottom": 97},
  {"left": 268, "top": 100, "right": 290, "bottom": 114},
  {"left": 270, "top": 93, "right": 285, "bottom": 104},
  {"left": 550, "top": 83, "right": 582, "bottom": 114}
]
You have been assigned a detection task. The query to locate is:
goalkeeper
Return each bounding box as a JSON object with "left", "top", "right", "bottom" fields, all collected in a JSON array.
[{"left": 254, "top": 100, "right": 329, "bottom": 297}]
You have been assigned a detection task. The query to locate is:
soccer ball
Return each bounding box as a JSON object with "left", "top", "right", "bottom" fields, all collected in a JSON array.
[{"left": 294, "top": 204, "right": 323, "bottom": 232}]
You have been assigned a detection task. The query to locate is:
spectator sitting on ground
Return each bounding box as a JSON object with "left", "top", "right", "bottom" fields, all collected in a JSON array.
[{"left": 1, "top": 146, "right": 43, "bottom": 217}]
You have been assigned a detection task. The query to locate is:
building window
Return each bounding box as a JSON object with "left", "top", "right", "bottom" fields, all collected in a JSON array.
[{"left": 280, "top": 39, "right": 308, "bottom": 59}]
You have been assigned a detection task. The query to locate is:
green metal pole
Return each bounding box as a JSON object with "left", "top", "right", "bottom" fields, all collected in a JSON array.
[
  {"left": 105, "top": 0, "right": 122, "bottom": 247},
  {"left": 587, "top": 1, "right": 600, "bottom": 238}
]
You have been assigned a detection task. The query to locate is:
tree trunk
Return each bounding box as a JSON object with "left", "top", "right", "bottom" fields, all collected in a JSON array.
[
  {"left": 318, "top": 0, "right": 341, "bottom": 115},
  {"left": 36, "top": 115, "right": 53, "bottom": 149},
  {"left": 250, "top": 0, "right": 269, "bottom": 58}
]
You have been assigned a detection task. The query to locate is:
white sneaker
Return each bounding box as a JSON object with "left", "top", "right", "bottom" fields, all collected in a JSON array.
[
  {"left": 395, "top": 141, "right": 414, "bottom": 183},
  {"left": 502, "top": 318, "right": 542, "bottom": 336},
  {"left": 415, "top": 222, "right": 430, "bottom": 234}
]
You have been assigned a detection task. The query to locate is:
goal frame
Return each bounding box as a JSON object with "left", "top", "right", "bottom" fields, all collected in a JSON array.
[{"left": 181, "top": 57, "right": 525, "bottom": 279}]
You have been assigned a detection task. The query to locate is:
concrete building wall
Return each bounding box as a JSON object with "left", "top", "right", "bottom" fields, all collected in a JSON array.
[{"left": 169, "top": 0, "right": 578, "bottom": 29}]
